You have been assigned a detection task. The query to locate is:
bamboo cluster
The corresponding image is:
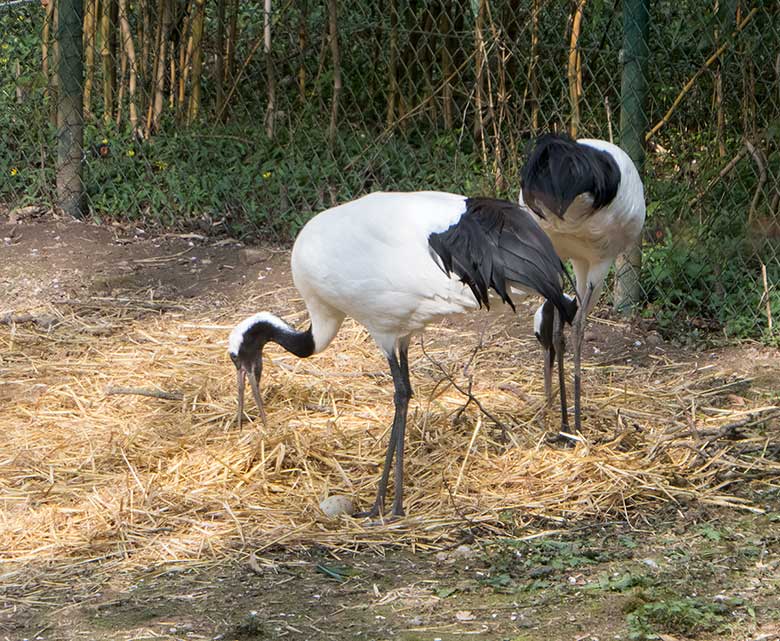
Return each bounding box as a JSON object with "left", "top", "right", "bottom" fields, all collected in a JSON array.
[
  {"left": 76, "top": 0, "right": 243, "bottom": 136},
  {"left": 36, "top": 0, "right": 772, "bottom": 166}
]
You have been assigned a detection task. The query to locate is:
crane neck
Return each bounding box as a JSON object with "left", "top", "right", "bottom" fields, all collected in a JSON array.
[{"left": 269, "top": 319, "right": 315, "bottom": 358}]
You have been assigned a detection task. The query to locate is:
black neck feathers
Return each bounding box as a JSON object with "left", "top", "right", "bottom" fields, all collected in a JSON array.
[
  {"left": 273, "top": 324, "right": 315, "bottom": 358},
  {"left": 234, "top": 316, "right": 315, "bottom": 362}
]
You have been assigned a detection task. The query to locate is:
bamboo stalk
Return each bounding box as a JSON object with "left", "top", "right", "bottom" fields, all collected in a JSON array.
[
  {"left": 225, "top": 0, "right": 238, "bottom": 84},
  {"left": 439, "top": 0, "right": 453, "bottom": 129},
  {"left": 46, "top": 0, "right": 59, "bottom": 126},
  {"left": 386, "top": 0, "right": 399, "bottom": 127},
  {"left": 41, "top": 0, "right": 54, "bottom": 81},
  {"left": 220, "top": 0, "right": 239, "bottom": 120},
  {"left": 118, "top": 0, "right": 139, "bottom": 132},
  {"left": 713, "top": 0, "right": 732, "bottom": 158},
  {"left": 529, "top": 0, "right": 539, "bottom": 132},
  {"left": 175, "top": 10, "right": 186, "bottom": 120},
  {"left": 263, "top": 0, "right": 276, "bottom": 138},
  {"left": 144, "top": 0, "right": 162, "bottom": 134},
  {"left": 115, "top": 6, "right": 126, "bottom": 125},
  {"left": 82, "top": 0, "right": 97, "bottom": 118},
  {"left": 168, "top": 37, "right": 175, "bottom": 110},
  {"left": 421, "top": 7, "right": 436, "bottom": 123},
  {"left": 188, "top": 0, "right": 206, "bottom": 124},
  {"left": 297, "top": 0, "right": 307, "bottom": 102},
  {"left": 399, "top": 1, "right": 420, "bottom": 125},
  {"left": 484, "top": 0, "right": 503, "bottom": 189},
  {"left": 101, "top": 0, "right": 118, "bottom": 124},
  {"left": 179, "top": 6, "right": 194, "bottom": 114},
  {"left": 140, "top": 0, "right": 150, "bottom": 83},
  {"left": 568, "top": 0, "right": 586, "bottom": 138},
  {"left": 148, "top": 0, "right": 170, "bottom": 134},
  {"left": 327, "top": 0, "right": 341, "bottom": 147},
  {"left": 473, "top": 0, "right": 487, "bottom": 161},
  {"left": 216, "top": 0, "right": 227, "bottom": 114}
]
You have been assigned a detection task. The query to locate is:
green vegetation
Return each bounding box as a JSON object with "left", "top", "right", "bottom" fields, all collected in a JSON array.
[{"left": 626, "top": 596, "right": 731, "bottom": 639}]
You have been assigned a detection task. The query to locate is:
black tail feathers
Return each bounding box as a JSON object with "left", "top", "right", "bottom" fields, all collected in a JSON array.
[{"left": 428, "top": 196, "right": 578, "bottom": 323}]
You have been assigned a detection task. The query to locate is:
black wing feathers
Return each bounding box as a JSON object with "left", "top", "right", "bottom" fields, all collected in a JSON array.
[
  {"left": 521, "top": 133, "right": 620, "bottom": 219},
  {"left": 428, "top": 197, "right": 577, "bottom": 324}
]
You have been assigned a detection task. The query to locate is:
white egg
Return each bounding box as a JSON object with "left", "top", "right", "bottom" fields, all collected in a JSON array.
[{"left": 319, "top": 495, "right": 354, "bottom": 518}]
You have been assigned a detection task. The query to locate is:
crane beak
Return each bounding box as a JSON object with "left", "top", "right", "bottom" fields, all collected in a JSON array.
[{"left": 235, "top": 357, "right": 267, "bottom": 429}]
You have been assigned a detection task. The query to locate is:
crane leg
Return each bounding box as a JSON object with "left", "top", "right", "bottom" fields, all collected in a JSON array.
[
  {"left": 392, "top": 340, "right": 412, "bottom": 517},
  {"left": 543, "top": 345, "right": 554, "bottom": 410},
  {"left": 553, "top": 308, "right": 569, "bottom": 431},
  {"left": 354, "top": 340, "right": 412, "bottom": 519},
  {"left": 573, "top": 283, "right": 594, "bottom": 432}
]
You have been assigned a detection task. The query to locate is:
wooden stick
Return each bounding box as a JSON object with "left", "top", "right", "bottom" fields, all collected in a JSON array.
[
  {"left": 105, "top": 386, "right": 183, "bottom": 401},
  {"left": 419, "top": 338, "right": 514, "bottom": 445},
  {"left": 0, "top": 313, "right": 58, "bottom": 328},
  {"left": 453, "top": 415, "right": 481, "bottom": 495},
  {"left": 761, "top": 262, "right": 773, "bottom": 335},
  {"left": 687, "top": 144, "right": 749, "bottom": 208},
  {"left": 646, "top": 7, "right": 758, "bottom": 142}
]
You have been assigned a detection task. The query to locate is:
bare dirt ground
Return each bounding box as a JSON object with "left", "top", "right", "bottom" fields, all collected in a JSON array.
[{"left": 2, "top": 214, "right": 779, "bottom": 641}]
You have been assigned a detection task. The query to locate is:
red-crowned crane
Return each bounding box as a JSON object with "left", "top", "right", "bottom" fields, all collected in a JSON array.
[
  {"left": 521, "top": 134, "right": 646, "bottom": 432},
  {"left": 228, "top": 191, "right": 578, "bottom": 518}
]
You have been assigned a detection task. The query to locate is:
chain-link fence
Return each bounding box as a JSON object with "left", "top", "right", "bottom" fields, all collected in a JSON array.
[{"left": 1, "top": 0, "right": 778, "bottom": 340}]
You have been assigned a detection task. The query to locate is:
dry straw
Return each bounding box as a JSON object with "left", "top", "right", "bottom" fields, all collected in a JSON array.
[{"left": 1, "top": 291, "right": 778, "bottom": 577}]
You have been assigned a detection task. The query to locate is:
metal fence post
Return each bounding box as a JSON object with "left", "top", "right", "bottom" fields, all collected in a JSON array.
[
  {"left": 56, "top": 0, "right": 85, "bottom": 218},
  {"left": 613, "top": 0, "right": 650, "bottom": 314}
]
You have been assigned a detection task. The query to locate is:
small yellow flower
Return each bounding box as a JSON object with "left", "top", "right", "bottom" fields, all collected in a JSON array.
[
  {"left": 154, "top": 160, "right": 168, "bottom": 170},
  {"left": 127, "top": 149, "right": 135, "bottom": 157},
  {"left": 1, "top": 43, "right": 9, "bottom": 50},
  {"left": 262, "top": 171, "right": 272, "bottom": 179},
  {"left": 102, "top": 138, "right": 109, "bottom": 144},
  {"left": 0, "top": 57, "right": 8, "bottom": 65},
  {"left": 10, "top": 167, "right": 18, "bottom": 176}
]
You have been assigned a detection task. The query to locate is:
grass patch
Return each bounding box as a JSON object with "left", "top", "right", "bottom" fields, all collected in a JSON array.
[{"left": 625, "top": 596, "right": 731, "bottom": 640}]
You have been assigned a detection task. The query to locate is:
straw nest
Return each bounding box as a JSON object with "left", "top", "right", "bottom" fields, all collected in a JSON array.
[{"left": 1, "top": 289, "right": 778, "bottom": 576}]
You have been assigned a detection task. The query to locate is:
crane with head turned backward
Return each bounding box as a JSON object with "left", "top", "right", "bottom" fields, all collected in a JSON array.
[
  {"left": 521, "top": 133, "right": 646, "bottom": 432},
  {"left": 228, "top": 191, "right": 578, "bottom": 518}
]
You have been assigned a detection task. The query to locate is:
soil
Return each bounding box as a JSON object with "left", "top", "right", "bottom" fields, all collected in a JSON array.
[
  {"left": 3, "top": 506, "right": 779, "bottom": 641},
  {"left": 1, "top": 215, "right": 289, "bottom": 312},
  {"left": 2, "top": 214, "right": 779, "bottom": 641}
]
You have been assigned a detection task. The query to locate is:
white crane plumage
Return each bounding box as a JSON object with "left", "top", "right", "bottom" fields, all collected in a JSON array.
[
  {"left": 228, "top": 191, "right": 578, "bottom": 518},
  {"left": 521, "top": 134, "right": 646, "bottom": 431}
]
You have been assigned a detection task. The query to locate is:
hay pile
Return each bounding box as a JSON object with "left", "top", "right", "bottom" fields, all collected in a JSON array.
[{"left": 1, "top": 291, "right": 778, "bottom": 574}]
